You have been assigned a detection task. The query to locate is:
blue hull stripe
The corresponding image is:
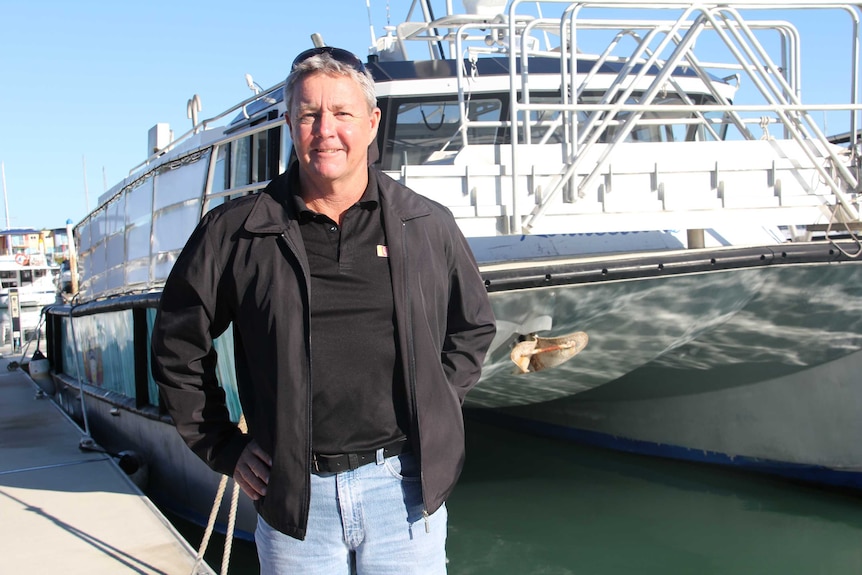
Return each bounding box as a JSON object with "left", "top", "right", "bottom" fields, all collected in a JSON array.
[{"left": 467, "top": 410, "right": 862, "bottom": 490}]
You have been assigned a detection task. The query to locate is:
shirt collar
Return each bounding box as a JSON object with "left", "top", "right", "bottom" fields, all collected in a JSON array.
[{"left": 292, "top": 167, "right": 379, "bottom": 223}]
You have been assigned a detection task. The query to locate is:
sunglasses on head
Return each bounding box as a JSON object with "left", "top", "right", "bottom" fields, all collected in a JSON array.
[{"left": 291, "top": 46, "right": 367, "bottom": 74}]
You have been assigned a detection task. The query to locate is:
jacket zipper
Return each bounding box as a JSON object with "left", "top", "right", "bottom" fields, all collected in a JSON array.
[
  {"left": 401, "top": 219, "right": 431, "bottom": 532},
  {"left": 281, "top": 231, "right": 314, "bottom": 532}
]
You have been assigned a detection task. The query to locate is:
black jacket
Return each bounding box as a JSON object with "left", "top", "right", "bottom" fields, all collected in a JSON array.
[{"left": 151, "top": 166, "right": 496, "bottom": 539}]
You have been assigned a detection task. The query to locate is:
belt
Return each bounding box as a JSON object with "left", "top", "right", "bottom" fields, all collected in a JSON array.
[{"left": 312, "top": 439, "right": 410, "bottom": 474}]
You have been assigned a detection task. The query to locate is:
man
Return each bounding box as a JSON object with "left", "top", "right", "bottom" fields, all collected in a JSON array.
[{"left": 151, "top": 46, "right": 496, "bottom": 574}]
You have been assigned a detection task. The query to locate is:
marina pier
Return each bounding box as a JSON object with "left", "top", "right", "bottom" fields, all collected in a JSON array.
[{"left": 0, "top": 342, "right": 213, "bottom": 574}]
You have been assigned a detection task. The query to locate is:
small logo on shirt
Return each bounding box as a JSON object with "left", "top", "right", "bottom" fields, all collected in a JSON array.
[{"left": 376, "top": 245, "right": 389, "bottom": 258}]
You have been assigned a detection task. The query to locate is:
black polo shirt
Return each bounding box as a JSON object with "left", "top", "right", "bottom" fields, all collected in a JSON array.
[{"left": 294, "top": 178, "right": 409, "bottom": 455}]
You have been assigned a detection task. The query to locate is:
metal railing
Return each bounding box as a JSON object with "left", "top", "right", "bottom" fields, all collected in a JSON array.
[{"left": 395, "top": 1, "right": 862, "bottom": 234}]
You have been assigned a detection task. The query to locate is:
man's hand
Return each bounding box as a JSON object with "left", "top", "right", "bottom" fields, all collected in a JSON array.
[{"left": 234, "top": 440, "right": 272, "bottom": 500}]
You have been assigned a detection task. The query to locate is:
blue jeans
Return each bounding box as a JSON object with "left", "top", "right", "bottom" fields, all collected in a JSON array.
[{"left": 255, "top": 452, "right": 448, "bottom": 575}]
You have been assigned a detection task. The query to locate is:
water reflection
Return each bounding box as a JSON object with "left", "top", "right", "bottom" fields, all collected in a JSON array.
[{"left": 448, "top": 417, "right": 862, "bottom": 575}]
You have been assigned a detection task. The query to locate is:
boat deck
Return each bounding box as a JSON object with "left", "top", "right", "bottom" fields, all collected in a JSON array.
[{"left": 0, "top": 346, "right": 214, "bottom": 574}]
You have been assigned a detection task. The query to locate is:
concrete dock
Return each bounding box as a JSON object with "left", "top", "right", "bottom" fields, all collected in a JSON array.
[{"left": 0, "top": 345, "right": 214, "bottom": 574}]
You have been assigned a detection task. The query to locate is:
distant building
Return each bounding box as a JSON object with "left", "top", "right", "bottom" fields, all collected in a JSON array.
[{"left": 0, "top": 227, "right": 70, "bottom": 265}]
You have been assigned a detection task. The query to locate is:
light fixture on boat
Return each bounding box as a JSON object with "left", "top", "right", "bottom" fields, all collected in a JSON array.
[
  {"left": 245, "top": 73, "right": 261, "bottom": 95},
  {"left": 244, "top": 74, "right": 277, "bottom": 106},
  {"left": 510, "top": 332, "right": 588, "bottom": 374}
]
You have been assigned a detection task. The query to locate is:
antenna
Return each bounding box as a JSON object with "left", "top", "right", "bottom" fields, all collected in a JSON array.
[
  {"left": 1, "top": 161, "right": 9, "bottom": 231},
  {"left": 82, "top": 155, "right": 90, "bottom": 214},
  {"left": 366, "top": 0, "right": 377, "bottom": 49}
]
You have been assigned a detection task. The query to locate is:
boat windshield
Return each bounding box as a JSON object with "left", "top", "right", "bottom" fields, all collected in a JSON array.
[
  {"left": 379, "top": 91, "right": 727, "bottom": 170},
  {"left": 383, "top": 97, "right": 504, "bottom": 170}
]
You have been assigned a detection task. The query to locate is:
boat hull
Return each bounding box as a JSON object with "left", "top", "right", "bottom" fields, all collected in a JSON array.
[
  {"left": 475, "top": 347, "right": 862, "bottom": 489},
  {"left": 474, "top": 252, "right": 862, "bottom": 488},
  {"left": 50, "top": 373, "right": 258, "bottom": 541},
  {"left": 38, "top": 239, "right": 862, "bottom": 544}
]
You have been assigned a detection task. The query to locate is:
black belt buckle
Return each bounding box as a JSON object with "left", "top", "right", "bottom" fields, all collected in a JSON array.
[{"left": 312, "top": 439, "right": 409, "bottom": 474}]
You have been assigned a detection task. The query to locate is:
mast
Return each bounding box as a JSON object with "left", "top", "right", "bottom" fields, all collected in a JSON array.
[
  {"left": 82, "top": 155, "right": 90, "bottom": 213},
  {"left": 1, "top": 161, "right": 9, "bottom": 231},
  {"left": 66, "top": 218, "right": 79, "bottom": 295},
  {"left": 366, "top": 0, "right": 376, "bottom": 49}
]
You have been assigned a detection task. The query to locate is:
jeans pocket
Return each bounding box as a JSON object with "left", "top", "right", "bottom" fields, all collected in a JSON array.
[{"left": 383, "top": 452, "right": 421, "bottom": 482}]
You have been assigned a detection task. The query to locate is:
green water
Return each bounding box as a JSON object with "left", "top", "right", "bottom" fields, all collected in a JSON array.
[{"left": 178, "top": 416, "right": 862, "bottom": 574}]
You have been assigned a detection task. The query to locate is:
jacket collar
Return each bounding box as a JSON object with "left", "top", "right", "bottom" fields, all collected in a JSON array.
[
  {"left": 243, "top": 163, "right": 432, "bottom": 234},
  {"left": 243, "top": 165, "right": 300, "bottom": 234},
  {"left": 373, "top": 169, "right": 433, "bottom": 222}
]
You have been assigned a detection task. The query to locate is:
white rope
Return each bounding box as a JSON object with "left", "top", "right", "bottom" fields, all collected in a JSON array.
[
  {"left": 191, "top": 414, "right": 247, "bottom": 575},
  {"left": 191, "top": 474, "right": 229, "bottom": 574},
  {"left": 221, "top": 477, "right": 242, "bottom": 575}
]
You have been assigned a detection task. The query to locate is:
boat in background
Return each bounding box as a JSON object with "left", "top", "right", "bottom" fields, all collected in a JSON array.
[
  {"left": 0, "top": 253, "right": 60, "bottom": 308},
  {"left": 39, "top": 0, "right": 862, "bottom": 539}
]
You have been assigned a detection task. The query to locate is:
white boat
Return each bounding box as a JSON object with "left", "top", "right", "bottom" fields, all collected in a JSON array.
[
  {"left": 41, "top": 0, "right": 862, "bottom": 540},
  {"left": 0, "top": 253, "right": 60, "bottom": 308}
]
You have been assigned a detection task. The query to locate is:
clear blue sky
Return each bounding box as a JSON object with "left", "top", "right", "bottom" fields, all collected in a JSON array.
[
  {"left": 0, "top": 0, "right": 386, "bottom": 230},
  {"left": 0, "top": 1, "right": 854, "bottom": 231}
]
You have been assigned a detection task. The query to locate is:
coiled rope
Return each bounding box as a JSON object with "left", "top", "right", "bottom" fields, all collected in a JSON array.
[{"left": 192, "top": 415, "right": 247, "bottom": 575}]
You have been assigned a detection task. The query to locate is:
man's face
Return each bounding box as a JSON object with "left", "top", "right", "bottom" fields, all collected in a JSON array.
[{"left": 287, "top": 72, "right": 380, "bottom": 188}]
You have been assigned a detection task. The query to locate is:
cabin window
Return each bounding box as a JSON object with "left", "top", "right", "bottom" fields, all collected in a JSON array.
[
  {"left": 580, "top": 93, "right": 723, "bottom": 144},
  {"left": 526, "top": 94, "right": 574, "bottom": 145},
  {"left": 145, "top": 309, "right": 161, "bottom": 406},
  {"left": 143, "top": 309, "right": 242, "bottom": 419},
  {"left": 105, "top": 196, "right": 126, "bottom": 292},
  {"left": 209, "top": 125, "right": 282, "bottom": 209},
  {"left": 228, "top": 125, "right": 282, "bottom": 189},
  {"left": 149, "top": 153, "right": 208, "bottom": 284},
  {"left": 615, "top": 96, "right": 690, "bottom": 143},
  {"left": 281, "top": 121, "right": 293, "bottom": 172},
  {"left": 212, "top": 327, "right": 242, "bottom": 422},
  {"left": 0, "top": 270, "right": 17, "bottom": 288},
  {"left": 253, "top": 124, "right": 283, "bottom": 183},
  {"left": 378, "top": 90, "right": 726, "bottom": 166},
  {"left": 232, "top": 137, "right": 252, "bottom": 187},
  {"left": 212, "top": 145, "right": 230, "bottom": 194},
  {"left": 382, "top": 97, "right": 503, "bottom": 170},
  {"left": 61, "top": 312, "right": 136, "bottom": 398},
  {"left": 255, "top": 130, "right": 269, "bottom": 182},
  {"left": 125, "top": 178, "right": 154, "bottom": 287}
]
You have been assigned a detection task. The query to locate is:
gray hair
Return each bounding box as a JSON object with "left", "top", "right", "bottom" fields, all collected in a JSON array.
[{"left": 284, "top": 52, "right": 377, "bottom": 115}]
